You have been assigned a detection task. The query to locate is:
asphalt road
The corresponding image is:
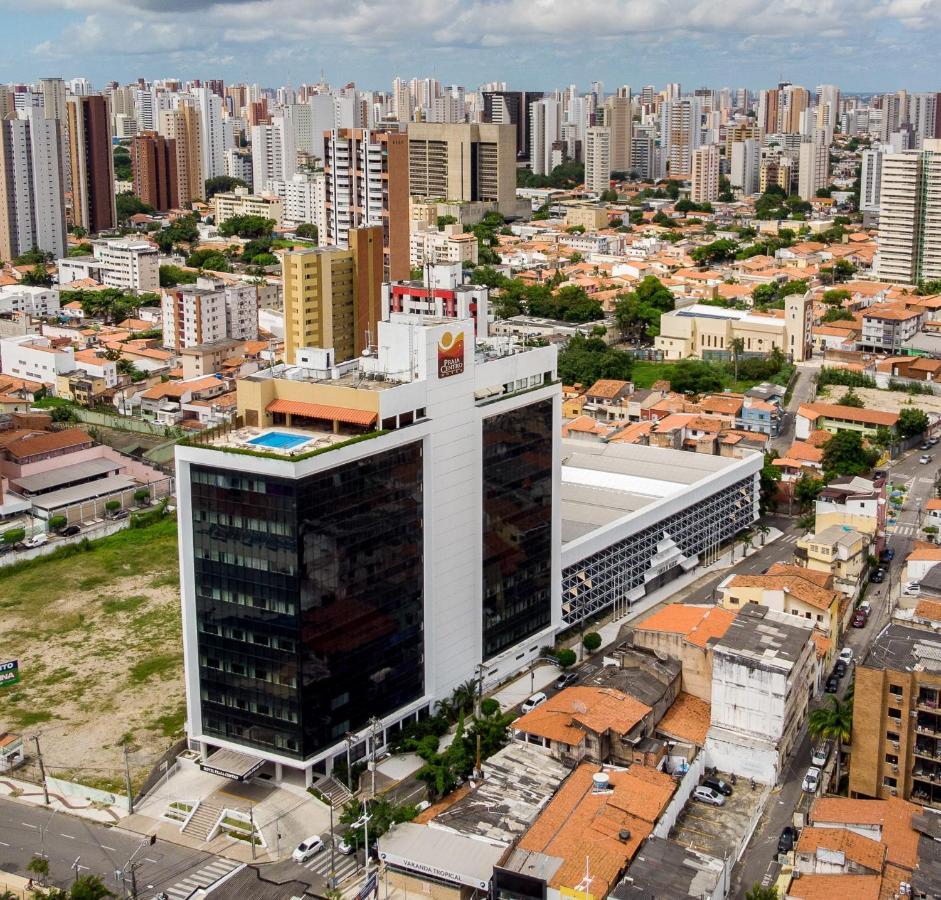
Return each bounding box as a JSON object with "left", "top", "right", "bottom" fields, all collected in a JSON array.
[
  {"left": 0, "top": 798, "right": 215, "bottom": 895},
  {"left": 731, "top": 447, "right": 941, "bottom": 896}
]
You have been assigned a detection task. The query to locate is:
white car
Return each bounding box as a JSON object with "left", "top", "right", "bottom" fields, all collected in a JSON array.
[
  {"left": 336, "top": 835, "right": 354, "bottom": 855},
  {"left": 23, "top": 533, "right": 48, "bottom": 548},
  {"left": 904, "top": 583, "right": 921, "bottom": 596},
  {"left": 920, "top": 455, "right": 933, "bottom": 465},
  {"left": 293, "top": 836, "right": 325, "bottom": 862},
  {"left": 521, "top": 692, "right": 548, "bottom": 713},
  {"left": 811, "top": 742, "right": 831, "bottom": 768},
  {"left": 692, "top": 785, "right": 725, "bottom": 806},
  {"left": 802, "top": 767, "right": 821, "bottom": 793},
  {"left": 838, "top": 647, "right": 853, "bottom": 666}
]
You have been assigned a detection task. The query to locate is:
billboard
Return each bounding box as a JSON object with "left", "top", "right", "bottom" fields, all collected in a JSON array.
[
  {"left": 437, "top": 329, "right": 465, "bottom": 379},
  {"left": 0, "top": 659, "right": 18, "bottom": 687}
]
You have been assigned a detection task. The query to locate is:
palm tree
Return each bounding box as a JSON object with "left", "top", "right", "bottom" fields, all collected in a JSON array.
[
  {"left": 738, "top": 532, "right": 753, "bottom": 560},
  {"left": 1, "top": 889, "right": 19, "bottom": 900},
  {"left": 755, "top": 524, "right": 771, "bottom": 546},
  {"left": 730, "top": 337, "right": 746, "bottom": 383},
  {"left": 809, "top": 694, "right": 853, "bottom": 793}
]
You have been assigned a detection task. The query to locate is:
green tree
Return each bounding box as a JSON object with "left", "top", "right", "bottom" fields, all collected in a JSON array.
[
  {"left": 556, "top": 648, "right": 577, "bottom": 668},
  {"left": 205, "top": 175, "right": 248, "bottom": 198},
  {"left": 159, "top": 265, "right": 198, "bottom": 287},
  {"left": 755, "top": 524, "right": 771, "bottom": 546},
  {"left": 582, "top": 632, "right": 602, "bottom": 652},
  {"left": 112, "top": 144, "right": 132, "bottom": 181},
  {"left": 48, "top": 515, "right": 67, "bottom": 532},
  {"left": 3, "top": 527, "right": 25, "bottom": 544},
  {"left": 115, "top": 192, "right": 155, "bottom": 222},
  {"left": 809, "top": 695, "right": 853, "bottom": 792},
  {"left": 759, "top": 455, "right": 781, "bottom": 513},
  {"left": 795, "top": 475, "right": 824, "bottom": 511},
  {"left": 217, "top": 215, "right": 275, "bottom": 238},
  {"left": 898, "top": 407, "right": 930, "bottom": 439},
  {"left": 22, "top": 263, "right": 53, "bottom": 287},
  {"left": 822, "top": 431, "right": 880, "bottom": 479},
  {"left": 558, "top": 334, "right": 633, "bottom": 386},
  {"left": 599, "top": 188, "right": 618, "bottom": 202},
  {"left": 70, "top": 875, "right": 115, "bottom": 900},
  {"left": 294, "top": 222, "right": 318, "bottom": 241},
  {"left": 105, "top": 500, "right": 121, "bottom": 515},
  {"left": 669, "top": 359, "right": 724, "bottom": 394},
  {"left": 437, "top": 214, "right": 458, "bottom": 229},
  {"left": 730, "top": 337, "right": 745, "bottom": 382},
  {"left": 745, "top": 885, "right": 778, "bottom": 900},
  {"left": 839, "top": 389, "right": 864, "bottom": 407},
  {"left": 153, "top": 215, "right": 199, "bottom": 253},
  {"left": 27, "top": 855, "right": 49, "bottom": 885},
  {"left": 822, "top": 307, "right": 854, "bottom": 323}
]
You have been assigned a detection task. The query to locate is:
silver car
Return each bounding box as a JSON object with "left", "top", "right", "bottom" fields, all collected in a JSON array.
[
  {"left": 692, "top": 785, "right": 725, "bottom": 806},
  {"left": 802, "top": 767, "right": 821, "bottom": 793}
]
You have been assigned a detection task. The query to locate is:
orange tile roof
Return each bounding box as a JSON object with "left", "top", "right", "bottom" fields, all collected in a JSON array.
[
  {"left": 265, "top": 399, "right": 378, "bottom": 427},
  {"left": 907, "top": 541, "right": 941, "bottom": 562},
  {"left": 513, "top": 686, "right": 651, "bottom": 746},
  {"left": 3, "top": 427, "right": 91, "bottom": 460},
  {"left": 519, "top": 764, "right": 674, "bottom": 896},
  {"left": 810, "top": 797, "right": 920, "bottom": 870},
  {"left": 699, "top": 394, "right": 744, "bottom": 416},
  {"left": 728, "top": 568, "right": 838, "bottom": 612},
  {"left": 925, "top": 498, "right": 941, "bottom": 511},
  {"left": 812, "top": 632, "right": 832, "bottom": 659},
  {"left": 141, "top": 375, "right": 222, "bottom": 399},
  {"left": 656, "top": 692, "right": 710, "bottom": 745},
  {"left": 587, "top": 379, "right": 631, "bottom": 399},
  {"left": 637, "top": 604, "right": 736, "bottom": 649},
  {"left": 796, "top": 825, "right": 886, "bottom": 871},
  {"left": 798, "top": 402, "right": 899, "bottom": 427},
  {"left": 766, "top": 563, "right": 833, "bottom": 588},
  {"left": 915, "top": 598, "right": 941, "bottom": 622},
  {"left": 786, "top": 874, "right": 882, "bottom": 900}
]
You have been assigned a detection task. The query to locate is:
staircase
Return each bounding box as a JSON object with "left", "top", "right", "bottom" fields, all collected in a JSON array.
[
  {"left": 181, "top": 800, "right": 224, "bottom": 841},
  {"left": 312, "top": 775, "right": 353, "bottom": 807}
]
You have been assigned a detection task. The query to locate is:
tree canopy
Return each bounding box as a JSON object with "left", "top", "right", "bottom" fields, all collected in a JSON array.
[
  {"left": 217, "top": 215, "right": 276, "bottom": 239},
  {"left": 558, "top": 333, "right": 633, "bottom": 386},
  {"left": 898, "top": 407, "right": 930, "bottom": 438},
  {"left": 822, "top": 430, "right": 880, "bottom": 480},
  {"left": 153, "top": 215, "right": 200, "bottom": 253},
  {"left": 613, "top": 276, "right": 675, "bottom": 342},
  {"left": 116, "top": 192, "right": 155, "bottom": 223},
  {"left": 205, "top": 175, "right": 248, "bottom": 198}
]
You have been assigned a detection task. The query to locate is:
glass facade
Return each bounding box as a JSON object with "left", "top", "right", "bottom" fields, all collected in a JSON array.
[
  {"left": 482, "top": 399, "right": 554, "bottom": 659},
  {"left": 190, "top": 440, "right": 424, "bottom": 761}
]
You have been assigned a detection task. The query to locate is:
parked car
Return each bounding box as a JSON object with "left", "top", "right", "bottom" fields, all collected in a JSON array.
[
  {"left": 920, "top": 455, "right": 933, "bottom": 465},
  {"left": 860, "top": 600, "right": 873, "bottom": 614},
  {"left": 415, "top": 800, "right": 431, "bottom": 813},
  {"left": 812, "top": 741, "right": 832, "bottom": 768},
  {"left": 904, "top": 583, "right": 922, "bottom": 596},
  {"left": 802, "top": 767, "right": 821, "bottom": 793},
  {"left": 336, "top": 835, "right": 355, "bottom": 855},
  {"left": 778, "top": 825, "right": 797, "bottom": 853},
  {"left": 554, "top": 672, "right": 579, "bottom": 690},
  {"left": 931, "top": 437, "right": 939, "bottom": 447},
  {"left": 921, "top": 442, "right": 931, "bottom": 451},
  {"left": 839, "top": 647, "right": 854, "bottom": 666},
  {"left": 22, "top": 533, "right": 48, "bottom": 548},
  {"left": 834, "top": 660, "right": 847, "bottom": 677},
  {"left": 60, "top": 524, "right": 81, "bottom": 537},
  {"left": 869, "top": 568, "right": 885, "bottom": 583},
  {"left": 702, "top": 776, "right": 733, "bottom": 796},
  {"left": 852, "top": 611, "right": 868, "bottom": 628},
  {"left": 110, "top": 509, "right": 130, "bottom": 520},
  {"left": 521, "top": 692, "right": 547, "bottom": 713},
  {"left": 293, "top": 836, "right": 325, "bottom": 862},
  {"left": 692, "top": 786, "right": 725, "bottom": 806},
  {"left": 825, "top": 674, "right": 839, "bottom": 693},
  {"left": 880, "top": 549, "right": 895, "bottom": 563}
]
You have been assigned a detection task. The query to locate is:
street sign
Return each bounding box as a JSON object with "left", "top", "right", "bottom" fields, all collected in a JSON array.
[{"left": 0, "top": 659, "right": 18, "bottom": 687}]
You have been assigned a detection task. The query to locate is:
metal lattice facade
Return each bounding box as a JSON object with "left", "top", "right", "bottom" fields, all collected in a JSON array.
[{"left": 561, "top": 474, "right": 757, "bottom": 625}]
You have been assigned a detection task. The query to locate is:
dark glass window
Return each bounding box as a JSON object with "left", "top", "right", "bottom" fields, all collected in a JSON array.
[
  {"left": 191, "top": 440, "right": 424, "bottom": 760},
  {"left": 482, "top": 399, "right": 553, "bottom": 658}
]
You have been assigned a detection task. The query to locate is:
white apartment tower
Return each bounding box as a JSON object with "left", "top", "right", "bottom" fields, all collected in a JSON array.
[
  {"left": 194, "top": 87, "right": 224, "bottom": 182},
  {"left": 0, "top": 110, "right": 67, "bottom": 262},
  {"left": 530, "top": 98, "right": 561, "bottom": 176},
  {"left": 797, "top": 131, "right": 829, "bottom": 201},
  {"left": 584, "top": 126, "right": 611, "bottom": 194},
  {"left": 860, "top": 148, "right": 884, "bottom": 213},
  {"left": 876, "top": 139, "right": 941, "bottom": 284},
  {"left": 662, "top": 97, "right": 702, "bottom": 177},
  {"left": 730, "top": 139, "right": 760, "bottom": 196}
]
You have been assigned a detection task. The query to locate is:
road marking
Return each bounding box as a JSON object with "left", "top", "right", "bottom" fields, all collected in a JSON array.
[
  {"left": 0, "top": 840, "right": 9, "bottom": 846},
  {"left": 22, "top": 823, "right": 38, "bottom": 829},
  {"left": 101, "top": 845, "right": 116, "bottom": 851},
  {"left": 60, "top": 833, "right": 76, "bottom": 839},
  {"left": 144, "top": 857, "right": 158, "bottom": 863}
]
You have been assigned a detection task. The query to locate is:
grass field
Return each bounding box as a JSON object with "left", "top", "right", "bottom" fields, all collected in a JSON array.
[
  {"left": 630, "top": 359, "right": 794, "bottom": 394},
  {"left": 0, "top": 517, "right": 184, "bottom": 792}
]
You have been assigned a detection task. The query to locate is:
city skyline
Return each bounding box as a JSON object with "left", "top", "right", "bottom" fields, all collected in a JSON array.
[{"left": 3, "top": 0, "right": 941, "bottom": 91}]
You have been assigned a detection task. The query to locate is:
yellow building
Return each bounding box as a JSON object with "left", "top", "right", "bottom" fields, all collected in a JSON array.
[
  {"left": 213, "top": 188, "right": 284, "bottom": 227},
  {"left": 655, "top": 293, "right": 813, "bottom": 362},
  {"left": 281, "top": 226, "right": 383, "bottom": 365},
  {"left": 795, "top": 524, "right": 868, "bottom": 598},
  {"left": 564, "top": 205, "right": 610, "bottom": 230},
  {"left": 718, "top": 563, "right": 841, "bottom": 666}
]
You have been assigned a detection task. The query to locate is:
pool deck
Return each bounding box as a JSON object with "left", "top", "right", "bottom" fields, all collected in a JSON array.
[{"left": 210, "top": 426, "right": 350, "bottom": 456}]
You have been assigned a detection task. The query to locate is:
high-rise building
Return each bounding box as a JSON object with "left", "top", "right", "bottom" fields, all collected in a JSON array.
[
  {"left": 194, "top": 86, "right": 224, "bottom": 183},
  {"left": 780, "top": 85, "right": 809, "bottom": 134},
  {"left": 815, "top": 84, "right": 841, "bottom": 145},
  {"left": 66, "top": 94, "right": 116, "bottom": 234},
  {"left": 529, "top": 98, "right": 561, "bottom": 176},
  {"left": 161, "top": 276, "right": 258, "bottom": 350},
  {"left": 250, "top": 114, "right": 297, "bottom": 189},
  {"left": 730, "top": 139, "right": 760, "bottom": 196},
  {"left": 131, "top": 131, "right": 179, "bottom": 211},
  {"left": 159, "top": 105, "right": 204, "bottom": 204},
  {"left": 407, "top": 123, "right": 517, "bottom": 215},
  {"left": 909, "top": 93, "right": 941, "bottom": 147},
  {"left": 323, "top": 129, "right": 409, "bottom": 282},
  {"left": 281, "top": 226, "right": 383, "bottom": 364},
  {"left": 690, "top": 144, "right": 720, "bottom": 203},
  {"left": 0, "top": 110, "right": 67, "bottom": 261},
  {"left": 797, "top": 131, "right": 829, "bottom": 201},
  {"left": 662, "top": 97, "right": 701, "bottom": 177},
  {"left": 584, "top": 126, "right": 611, "bottom": 194},
  {"left": 174, "top": 312, "right": 559, "bottom": 783},
  {"left": 602, "top": 93, "right": 632, "bottom": 174},
  {"left": 860, "top": 147, "right": 885, "bottom": 214},
  {"left": 876, "top": 139, "right": 941, "bottom": 284},
  {"left": 482, "top": 90, "right": 543, "bottom": 162}
]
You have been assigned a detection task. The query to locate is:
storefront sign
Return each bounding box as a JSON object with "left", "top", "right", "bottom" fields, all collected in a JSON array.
[{"left": 0, "top": 660, "right": 18, "bottom": 687}]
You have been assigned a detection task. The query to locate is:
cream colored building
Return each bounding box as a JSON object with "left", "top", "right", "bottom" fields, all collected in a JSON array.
[
  {"left": 159, "top": 105, "right": 203, "bottom": 204},
  {"left": 564, "top": 205, "right": 610, "bottom": 230},
  {"left": 584, "top": 126, "right": 611, "bottom": 194},
  {"left": 213, "top": 188, "right": 284, "bottom": 227},
  {"left": 655, "top": 293, "right": 813, "bottom": 362},
  {"left": 691, "top": 145, "right": 720, "bottom": 204},
  {"left": 407, "top": 122, "right": 517, "bottom": 216},
  {"left": 795, "top": 524, "right": 868, "bottom": 598},
  {"left": 409, "top": 224, "right": 478, "bottom": 268}
]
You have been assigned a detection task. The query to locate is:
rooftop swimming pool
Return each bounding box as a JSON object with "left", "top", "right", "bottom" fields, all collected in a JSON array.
[{"left": 247, "top": 431, "right": 311, "bottom": 451}]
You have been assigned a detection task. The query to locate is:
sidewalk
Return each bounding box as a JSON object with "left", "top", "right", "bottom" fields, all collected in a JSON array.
[{"left": 0, "top": 776, "right": 126, "bottom": 824}]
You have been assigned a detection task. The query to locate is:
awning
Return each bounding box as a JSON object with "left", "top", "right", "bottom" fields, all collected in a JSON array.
[
  {"left": 266, "top": 398, "right": 377, "bottom": 427},
  {"left": 200, "top": 748, "right": 265, "bottom": 781}
]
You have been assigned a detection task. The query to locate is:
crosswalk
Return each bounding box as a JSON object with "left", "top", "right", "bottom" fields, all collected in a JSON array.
[
  {"left": 159, "top": 858, "right": 241, "bottom": 900},
  {"left": 299, "top": 846, "right": 360, "bottom": 887},
  {"left": 780, "top": 533, "right": 799, "bottom": 544}
]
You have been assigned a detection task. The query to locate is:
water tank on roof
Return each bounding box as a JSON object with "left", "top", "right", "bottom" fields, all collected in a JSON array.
[{"left": 592, "top": 772, "right": 610, "bottom": 793}]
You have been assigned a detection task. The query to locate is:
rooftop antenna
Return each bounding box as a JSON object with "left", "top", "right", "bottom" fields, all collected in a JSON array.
[{"left": 574, "top": 856, "right": 593, "bottom": 900}]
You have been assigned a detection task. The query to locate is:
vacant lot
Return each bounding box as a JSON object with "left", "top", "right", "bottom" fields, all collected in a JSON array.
[{"left": 0, "top": 517, "right": 184, "bottom": 793}]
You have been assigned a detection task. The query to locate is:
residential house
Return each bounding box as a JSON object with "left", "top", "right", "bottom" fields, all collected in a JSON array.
[
  {"left": 796, "top": 401, "right": 899, "bottom": 440},
  {"left": 138, "top": 375, "right": 232, "bottom": 425},
  {"left": 815, "top": 475, "right": 888, "bottom": 555},
  {"left": 584, "top": 379, "right": 634, "bottom": 422},
  {"left": 795, "top": 525, "right": 869, "bottom": 600}
]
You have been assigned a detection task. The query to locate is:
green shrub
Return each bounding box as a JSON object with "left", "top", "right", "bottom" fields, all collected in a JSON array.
[
  {"left": 48, "top": 515, "right": 67, "bottom": 532},
  {"left": 556, "top": 648, "right": 577, "bottom": 669},
  {"left": 105, "top": 500, "right": 121, "bottom": 513},
  {"left": 480, "top": 698, "right": 500, "bottom": 717},
  {"left": 582, "top": 632, "right": 602, "bottom": 652},
  {"left": 3, "top": 528, "right": 25, "bottom": 544}
]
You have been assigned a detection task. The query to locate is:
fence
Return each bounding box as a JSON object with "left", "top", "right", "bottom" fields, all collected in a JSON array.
[
  {"left": 136, "top": 737, "right": 187, "bottom": 807},
  {"left": 653, "top": 751, "right": 705, "bottom": 839},
  {"left": 46, "top": 775, "right": 128, "bottom": 811},
  {"left": 73, "top": 407, "right": 177, "bottom": 436}
]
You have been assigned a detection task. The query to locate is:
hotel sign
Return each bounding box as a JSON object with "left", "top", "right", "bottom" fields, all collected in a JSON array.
[
  {"left": 437, "top": 330, "right": 465, "bottom": 379},
  {"left": 378, "top": 850, "right": 489, "bottom": 890}
]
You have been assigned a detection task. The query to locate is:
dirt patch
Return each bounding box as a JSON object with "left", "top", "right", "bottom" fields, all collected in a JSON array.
[{"left": 0, "top": 518, "right": 184, "bottom": 792}]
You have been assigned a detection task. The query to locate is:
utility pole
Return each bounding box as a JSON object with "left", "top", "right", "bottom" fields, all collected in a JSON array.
[
  {"left": 328, "top": 803, "right": 337, "bottom": 889},
  {"left": 369, "top": 717, "right": 380, "bottom": 799},
  {"left": 33, "top": 736, "right": 50, "bottom": 806},
  {"left": 71, "top": 856, "right": 82, "bottom": 883},
  {"left": 123, "top": 743, "right": 134, "bottom": 814},
  {"left": 362, "top": 800, "right": 371, "bottom": 879},
  {"left": 249, "top": 805, "right": 256, "bottom": 861}
]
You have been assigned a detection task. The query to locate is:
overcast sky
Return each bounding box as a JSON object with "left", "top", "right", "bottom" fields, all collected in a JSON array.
[{"left": 2, "top": 0, "right": 940, "bottom": 93}]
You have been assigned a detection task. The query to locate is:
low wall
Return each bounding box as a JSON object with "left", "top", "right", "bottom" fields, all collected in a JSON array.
[
  {"left": 0, "top": 519, "right": 130, "bottom": 568},
  {"left": 46, "top": 775, "right": 129, "bottom": 811},
  {"left": 73, "top": 408, "right": 172, "bottom": 435},
  {"left": 653, "top": 751, "right": 706, "bottom": 839}
]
